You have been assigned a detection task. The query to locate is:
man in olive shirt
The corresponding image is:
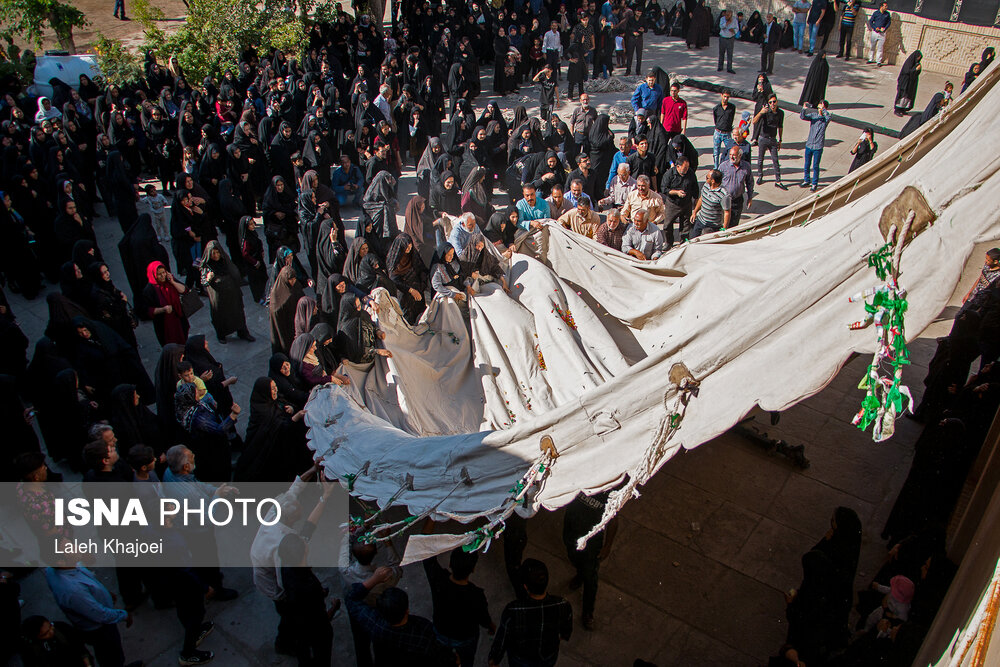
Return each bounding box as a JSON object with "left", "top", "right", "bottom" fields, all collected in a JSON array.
[{"left": 570, "top": 94, "right": 598, "bottom": 148}]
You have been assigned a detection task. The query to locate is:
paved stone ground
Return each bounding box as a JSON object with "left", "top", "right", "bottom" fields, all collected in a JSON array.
[{"left": 4, "top": 32, "right": 974, "bottom": 667}]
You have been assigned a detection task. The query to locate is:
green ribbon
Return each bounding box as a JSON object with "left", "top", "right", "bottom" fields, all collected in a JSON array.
[{"left": 866, "top": 242, "right": 895, "bottom": 281}]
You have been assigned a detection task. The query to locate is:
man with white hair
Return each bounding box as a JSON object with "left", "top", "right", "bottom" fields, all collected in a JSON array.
[
  {"left": 599, "top": 163, "right": 637, "bottom": 210},
  {"left": 373, "top": 84, "right": 392, "bottom": 127}
]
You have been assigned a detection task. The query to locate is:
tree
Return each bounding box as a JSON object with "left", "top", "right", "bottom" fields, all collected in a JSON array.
[
  {"left": 0, "top": 0, "right": 88, "bottom": 52},
  {"left": 93, "top": 34, "right": 144, "bottom": 87},
  {"left": 95, "top": 0, "right": 307, "bottom": 85}
]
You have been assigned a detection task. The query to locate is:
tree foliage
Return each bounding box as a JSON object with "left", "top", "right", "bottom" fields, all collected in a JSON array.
[
  {"left": 93, "top": 34, "right": 144, "bottom": 87},
  {"left": 0, "top": 40, "right": 35, "bottom": 87},
  {"left": 95, "top": 0, "right": 310, "bottom": 85},
  {"left": 0, "top": 0, "right": 88, "bottom": 52}
]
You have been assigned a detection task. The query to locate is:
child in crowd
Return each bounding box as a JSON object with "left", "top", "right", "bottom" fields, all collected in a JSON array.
[
  {"left": 615, "top": 31, "right": 626, "bottom": 68},
  {"left": 862, "top": 575, "right": 914, "bottom": 633},
  {"left": 177, "top": 360, "right": 217, "bottom": 412},
  {"left": 182, "top": 145, "right": 199, "bottom": 177},
  {"left": 141, "top": 184, "right": 170, "bottom": 242}
]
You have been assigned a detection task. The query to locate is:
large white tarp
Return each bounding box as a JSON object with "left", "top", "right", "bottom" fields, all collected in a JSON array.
[{"left": 305, "top": 62, "right": 1000, "bottom": 554}]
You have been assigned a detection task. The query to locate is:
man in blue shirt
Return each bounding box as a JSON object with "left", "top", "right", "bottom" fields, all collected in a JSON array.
[
  {"left": 630, "top": 70, "right": 663, "bottom": 118},
  {"left": 800, "top": 101, "right": 831, "bottom": 190},
  {"left": 45, "top": 565, "right": 142, "bottom": 667},
  {"left": 868, "top": 2, "right": 891, "bottom": 65},
  {"left": 516, "top": 183, "right": 551, "bottom": 230},
  {"left": 331, "top": 153, "right": 365, "bottom": 208},
  {"left": 606, "top": 135, "right": 634, "bottom": 189},
  {"left": 806, "top": 0, "right": 828, "bottom": 56}
]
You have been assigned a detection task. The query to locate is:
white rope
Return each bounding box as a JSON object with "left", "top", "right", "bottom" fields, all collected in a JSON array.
[{"left": 575, "top": 377, "right": 697, "bottom": 549}]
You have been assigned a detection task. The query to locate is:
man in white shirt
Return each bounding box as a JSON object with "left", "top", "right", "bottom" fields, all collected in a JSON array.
[
  {"left": 543, "top": 21, "right": 563, "bottom": 81},
  {"left": 250, "top": 465, "right": 335, "bottom": 655},
  {"left": 718, "top": 9, "right": 738, "bottom": 73},
  {"left": 373, "top": 84, "right": 392, "bottom": 128},
  {"left": 599, "top": 163, "right": 637, "bottom": 210}
]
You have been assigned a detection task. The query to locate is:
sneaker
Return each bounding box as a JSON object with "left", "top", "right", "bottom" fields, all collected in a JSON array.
[
  {"left": 810, "top": 184, "right": 818, "bottom": 192},
  {"left": 799, "top": 181, "right": 810, "bottom": 188},
  {"left": 196, "top": 622, "right": 214, "bottom": 647},
  {"left": 178, "top": 649, "right": 214, "bottom": 665},
  {"left": 867, "top": 59, "right": 875, "bottom": 64}
]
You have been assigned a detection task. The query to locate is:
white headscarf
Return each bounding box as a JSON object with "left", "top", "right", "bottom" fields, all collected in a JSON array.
[{"left": 34, "top": 97, "right": 61, "bottom": 123}]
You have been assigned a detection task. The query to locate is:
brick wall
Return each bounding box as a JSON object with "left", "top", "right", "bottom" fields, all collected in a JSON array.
[{"left": 679, "top": 0, "right": 1000, "bottom": 74}]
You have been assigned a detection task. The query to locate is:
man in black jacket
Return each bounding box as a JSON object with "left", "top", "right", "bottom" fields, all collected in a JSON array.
[
  {"left": 660, "top": 156, "right": 699, "bottom": 245},
  {"left": 760, "top": 14, "right": 781, "bottom": 75}
]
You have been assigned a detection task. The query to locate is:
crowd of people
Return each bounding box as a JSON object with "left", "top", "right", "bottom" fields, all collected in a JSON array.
[{"left": 0, "top": 0, "right": 994, "bottom": 664}]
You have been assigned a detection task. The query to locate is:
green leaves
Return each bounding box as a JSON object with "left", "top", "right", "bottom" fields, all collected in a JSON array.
[
  {"left": 93, "top": 34, "right": 143, "bottom": 86},
  {"left": 0, "top": 0, "right": 88, "bottom": 51}
]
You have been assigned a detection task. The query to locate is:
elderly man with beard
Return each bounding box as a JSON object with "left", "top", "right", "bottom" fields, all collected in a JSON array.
[{"left": 717, "top": 145, "right": 754, "bottom": 227}]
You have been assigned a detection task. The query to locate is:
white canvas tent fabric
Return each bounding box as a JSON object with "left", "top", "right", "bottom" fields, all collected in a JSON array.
[{"left": 306, "top": 62, "right": 1000, "bottom": 560}]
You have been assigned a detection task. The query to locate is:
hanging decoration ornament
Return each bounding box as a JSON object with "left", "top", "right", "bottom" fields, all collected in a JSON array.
[{"left": 848, "top": 212, "right": 916, "bottom": 442}]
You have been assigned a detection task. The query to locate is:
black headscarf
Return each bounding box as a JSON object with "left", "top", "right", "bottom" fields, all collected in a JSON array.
[
  {"left": 268, "top": 353, "right": 309, "bottom": 409},
  {"left": 336, "top": 292, "right": 375, "bottom": 364},
  {"left": 485, "top": 207, "right": 517, "bottom": 247},
  {"left": 310, "top": 323, "right": 340, "bottom": 374},
  {"left": 342, "top": 237, "right": 368, "bottom": 284},
  {"left": 315, "top": 218, "right": 347, "bottom": 294},
  {"left": 110, "top": 383, "right": 169, "bottom": 453},
  {"left": 154, "top": 343, "right": 185, "bottom": 430},
  {"left": 799, "top": 53, "right": 830, "bottom": 107}
]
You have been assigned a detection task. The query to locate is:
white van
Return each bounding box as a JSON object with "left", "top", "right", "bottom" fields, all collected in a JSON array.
[{"left": 27, "top": 53, "right": 103, "bottom": 98}]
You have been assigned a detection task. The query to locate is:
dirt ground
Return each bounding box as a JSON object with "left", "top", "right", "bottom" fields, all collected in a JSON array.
[{"left": 33, "top": 0, "right": 191, "bottom": 53}]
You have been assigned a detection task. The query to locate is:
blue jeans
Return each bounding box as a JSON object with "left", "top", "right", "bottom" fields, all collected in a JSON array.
[
  {"left": 435, "top": 629, "right": 478, "bottom": 667},
  {"left": 712, "top": 129, "right": 730, "bottom": 168},
  {"left": 793, "top": 22, "right": 806, "bottom": 50},
  {"left": 803, "top": 147, "right": 823, "bottom": 186},
  {"left": 808, "top": 22, "right": 819, "bottom": 52}
]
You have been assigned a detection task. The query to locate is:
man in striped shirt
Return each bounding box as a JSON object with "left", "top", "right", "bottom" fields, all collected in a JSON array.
[
  {"left": 690, "top": 170, "right": 732, "bottom": 238},
  {"left": 836, "top": 0, "right": 860, "bottom": 60}
]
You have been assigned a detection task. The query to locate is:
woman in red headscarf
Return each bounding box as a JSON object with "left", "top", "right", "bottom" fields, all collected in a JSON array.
[{"left": 142, "top": 260, "right": 189, "bottom": 346}]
